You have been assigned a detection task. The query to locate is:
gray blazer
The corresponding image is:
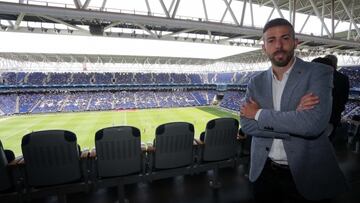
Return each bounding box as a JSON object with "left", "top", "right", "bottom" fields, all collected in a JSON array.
[{"left": 240, "top": 57, "right": 348, "bottom": 200}]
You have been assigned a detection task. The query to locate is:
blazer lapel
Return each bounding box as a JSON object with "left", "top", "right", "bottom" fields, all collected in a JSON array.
[
  {"left": 264, "top": 68, "right": 274, "bottom": 109},
  {"left": 281, "top": 58, "right": 304, "bottom": 111}
]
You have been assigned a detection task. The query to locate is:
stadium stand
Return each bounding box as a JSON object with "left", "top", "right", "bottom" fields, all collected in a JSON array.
[
  {"left": 93, "top": 72, "right": 113, "bottom": 85},
  {"left": 0, "top": 93, "right": 16, "bottom": 116},
  {"left": 134, "top": 73, "right": 153, "bottom": 84},
  {"left": 153, "top": 73, "right": 171, "bottom": 84},
  {"left": 114, "top": 73, "right": 134, "bottom": 84},
  {"left": 47, "top": 72, "right": 71, "bottom": 85},
  {"left": 0, "top": 70, "right": 359, "bottom": 123},
  {"left": 219, "top": 91, "right": 246, "bottom": 111},
  {"left": 340, "top": 66, "right": 360, "bottom": 88},
  {"left": 72, "top": 72, "right": 92, "bottom": 84}
]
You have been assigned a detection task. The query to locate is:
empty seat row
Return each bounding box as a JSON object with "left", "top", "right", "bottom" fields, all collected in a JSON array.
[{"left": 0, "top": 118, "right": 247, "bottom": 203}]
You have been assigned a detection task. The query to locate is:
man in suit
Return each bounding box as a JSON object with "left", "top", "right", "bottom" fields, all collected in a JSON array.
[
  {"left": 324, "top": 54, "right": 350, "bottom": 141},
  {"left": 240, "top": 18, "right": 348, "bottom": 202}
]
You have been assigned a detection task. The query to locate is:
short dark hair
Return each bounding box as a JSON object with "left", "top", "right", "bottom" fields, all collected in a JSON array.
[
  {"left": 263, "top": 18, "right": 295, "bottom": 38},
  {"left": 311, "top": 57, "right": 333, "bottom": 67},
  {"left": 324, "top": 54, "right": 338, "bottom": 69}
]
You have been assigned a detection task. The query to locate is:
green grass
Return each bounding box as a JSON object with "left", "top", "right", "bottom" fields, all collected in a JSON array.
[{"left": 0, "top": 106, "right": 238, "bottom": 156}]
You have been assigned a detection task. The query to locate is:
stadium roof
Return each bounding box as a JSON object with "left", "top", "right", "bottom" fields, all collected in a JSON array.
[{"left": 0, "top": 0, "right": 360, "bottom": 68}]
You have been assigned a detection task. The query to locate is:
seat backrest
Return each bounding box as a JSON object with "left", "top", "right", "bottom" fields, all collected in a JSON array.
[
  {"left": 154, "top": 122, "right": 194, "bottom": 169},
  {"left": 95, "top": 126, "right": 142, "bottom": 177},
  {"left": 203, "top": 118, "right": 239, "bottom": 161},
  {"left": 21, "top": 130, "right": 81, "bottom": 187},
  {"left": 0, "top": 140, "right": 12, "bottom": 191}
]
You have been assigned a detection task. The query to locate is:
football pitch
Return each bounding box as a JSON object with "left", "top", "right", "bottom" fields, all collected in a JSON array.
[{"left": 0, "top": 106, "right": 238, "bottom": 156}]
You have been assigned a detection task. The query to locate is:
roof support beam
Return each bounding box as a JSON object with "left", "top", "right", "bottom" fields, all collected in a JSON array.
[
  {"left": 104, "top": 21, "right": 123, "bottom": 30},
  {"left": 299, "top": 14, "right": 310, "bottom": 33},
  {"left": 1, "top": 1, "right": 360, "bottom": 50},
  {"left": 218, "top": 35, "right": 252, "bottom": 43},
  {"left": 220, "top": 0, "right": 232, "bottom": 23},
  {"left": 100, "top": 0, "right": 108, "bottom": 12},
  {"left": 73, "top": 0, "right": 82, "bottom": 9},
  {"left": 271, "top": 0, "right": 285, "bottom": 19},
  {"left": 171, "top": 0, "right": 181, "bottom": 18},
  {"left": 159, "top": 0, "right": 170, "bottom": 18},
  {"left": 309, "top": 0, "right": 331, "bottom": 38},
  {"left": 339, "top": 0, "right": 360, "bottom": 40},
  {"left": 331, "top": 0, "right": 334, "bottom": 38},
  {"left": 321, "top": 0, "right": 326, "bottom": 36},
  {"left": 14, "top": 12, "right": 25, "bottom": 30},
  {"left": 292, "top": 0, "right": 296, "bottom": 27},
  {"left": 202, "top": 0, "right": 209, "bottom": 21},
  {"left": 223, "top": 0, "right": 239, "bottom": 26},
  {"left": 38, "top": 15, "right": 88, "bottom": 32},
  {"left": 249, "top": 0, "right": 254, "bottom": 27},
  {"left": 135, "top": 24, "right": 158, "bottom": 38},
  {"left": 168, "top": 0, "right": 176, "bottom": 14},
  {"left": 162, "top": 28, "right": 198, "bottom": 38},
  {"left": 82, "top": 0, "right": 91, "bottom": 9},
  {"left": 347, "top": 0, "right": 354, "bottom": 40},
  {"left": 240, "top": 0, "right": 247, "bottom": 26},
  {"left": 266, "top": 7, "right": 275, "bottom": 23},
  {"left": 145, "top": 0, "right": 152, "bottom": 15}
]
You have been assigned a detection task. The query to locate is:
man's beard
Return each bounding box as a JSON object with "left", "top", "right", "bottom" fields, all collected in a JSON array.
[{"left": 269, "top": 48, "right": 295, "bottom": 67}]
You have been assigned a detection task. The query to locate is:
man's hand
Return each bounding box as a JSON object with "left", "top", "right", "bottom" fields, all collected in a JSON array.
[
  {"left": 240, "top": 98, "right": 260, "bottom": 119},
  {"left": 297, "top": 92, "right": 319, "bottom": 111}
]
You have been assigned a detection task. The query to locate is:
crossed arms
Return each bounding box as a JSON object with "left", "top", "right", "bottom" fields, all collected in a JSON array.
[{"left": 240, "top": 67, "right": 333, "bottom": 139}]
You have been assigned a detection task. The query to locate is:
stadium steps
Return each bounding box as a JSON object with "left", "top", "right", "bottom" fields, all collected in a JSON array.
[
  {"left": 112, "top": 94, "right": 116, "bottom": 109},
  {"left": 30, "top": 96, "right": 43, "bottom": 113},
  {"left": 231, "top": 73, "right": 236, "bottom": 83},
  {"left": 23, "top": 73, "right": 29, "bottom": 84},
  {"left": 202, "top": 74, "right": 209, "bottom": 84},
  {"left": 134, "top": 93, "right": 138, "bottom": 108},
  {"left": 346, "top": 107, "right": 360, "bottom": 118},
  {"left": 15, "top": 96, "right": 19, "bottom": 114},
  {"left": 46, "top": 73, "right": 51, "bottom": 84},
  {"left": 59, "top": 95, "right": 70, "bottom": 112},
  {"left": 0, "top": 108, "right": 4, "bottom": 116},
  {"left": 205, "top": 92, "right": 210, "bottom": 104},
  {"left": 153, "top": 92, "right": 160, "bottom": 107},
  {"left": 86, "top": 95, "right": 93, "bottom": 111},
  {"left": 185, "top": 74, "right": 191, "bottom": 83},
  {"left": 190, "top": 92, "right": 201, "bottom": 105},
  {"left": 69, "top": 73, "right": 74, "bottom": 84}
]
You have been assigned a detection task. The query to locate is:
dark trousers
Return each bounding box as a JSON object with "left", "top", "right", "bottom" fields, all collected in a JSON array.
[{"left": 253, "top": 159, "right": 331, "bottom": 203}]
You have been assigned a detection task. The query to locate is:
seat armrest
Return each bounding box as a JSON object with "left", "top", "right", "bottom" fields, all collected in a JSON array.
[
  {"left": 146, "top": 142, "right": 155, "bottom": 152},
  {"left": 80, "top": 149, "right": 90, "bottom": 159},
  {"left": 89, "top": 148, "right": 96, "bottom": 158},
  {"left": 9, "top": 156, "right": 24, "bottom": 166},
  {"left": 194, "top": 138, "right": 204, "bottom": 145},
  {"left": 141, "top": 142, "right": 147, "bottom": 152}
]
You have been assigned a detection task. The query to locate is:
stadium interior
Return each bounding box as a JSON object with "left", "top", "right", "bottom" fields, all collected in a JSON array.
[{"left": 0, "top": 0, "right": 360, "bottom": 203}]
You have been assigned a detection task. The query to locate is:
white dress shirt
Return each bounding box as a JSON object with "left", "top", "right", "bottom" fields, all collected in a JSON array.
[{"left": 255, "top": 58, "right": 296, "bottom": 165}]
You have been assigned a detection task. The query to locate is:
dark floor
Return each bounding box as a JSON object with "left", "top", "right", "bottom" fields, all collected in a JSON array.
[{"left": 28, "top": 132, "right": 360, "bottom": 203}]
